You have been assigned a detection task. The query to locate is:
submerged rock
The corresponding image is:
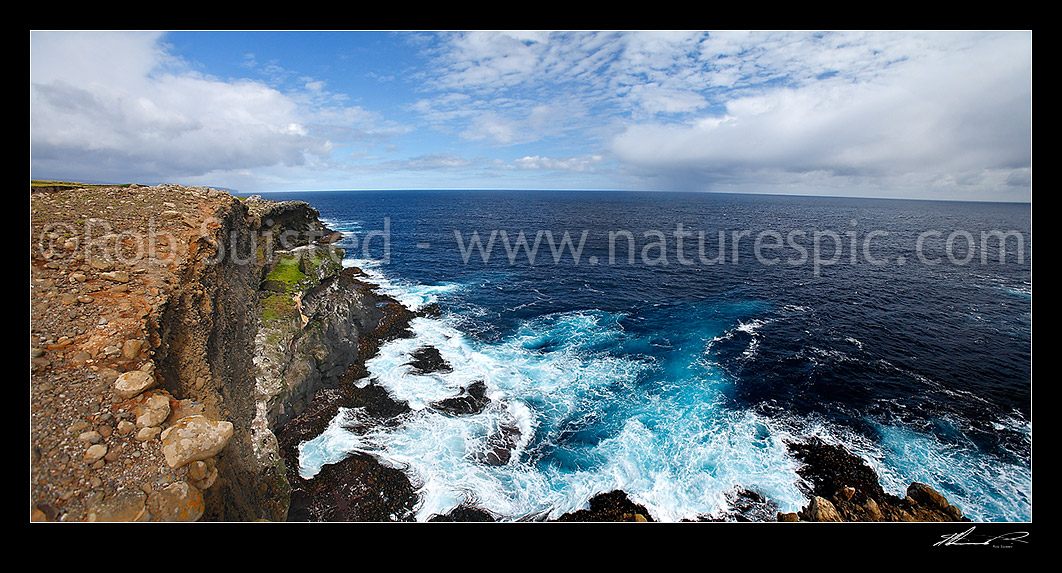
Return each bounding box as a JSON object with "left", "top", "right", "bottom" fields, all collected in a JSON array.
[{"left": 475, "top": 421, "right": 522, "bottom": 467}]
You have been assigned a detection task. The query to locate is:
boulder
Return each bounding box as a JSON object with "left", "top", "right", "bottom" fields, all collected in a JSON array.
[
  {"left": 86, "top": 489, "right": 150, "bottom": 522},
  {"left": 800, "top": 496, "right": 844, "bottom": 522},
  {"left": 122, "top": 339, "right": 145, "bottom": 360},
  {"left": 906, "top": 482, "right": 950, "bottom": 511},
  {"left": 135, "top": 392, "right": 172, "bottom": 428},
  {"left": 160, "top": 415, "right": 234, "bottom": 468},
  {"left": 146, "top": 481, "right": 204, "bottom": 522},
  {"left": 115, "top": 370, "right": 156, "bottom": 399}
]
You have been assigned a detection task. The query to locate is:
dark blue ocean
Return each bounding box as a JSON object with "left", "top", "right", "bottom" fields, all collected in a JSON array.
[{"left": 262, "top": 190, "right": 1031, "bottom": 522}]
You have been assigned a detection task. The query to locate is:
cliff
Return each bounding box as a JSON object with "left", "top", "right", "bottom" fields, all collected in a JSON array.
[{"left": 29, "top": 184, "right": 404, "bottom": 521}]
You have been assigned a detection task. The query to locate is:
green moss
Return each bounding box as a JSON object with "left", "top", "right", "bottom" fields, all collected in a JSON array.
[
  {"left": 266, "top": 254, "right": 307, "bottom": 290},
  {"left": 259, "top": 247, "right": 343, "bottom": 328},
  {"left": 261, "top": 292, "right": 298, "bottom": 327}
]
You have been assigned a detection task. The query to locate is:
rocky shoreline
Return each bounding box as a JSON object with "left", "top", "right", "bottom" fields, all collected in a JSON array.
[{"left": 30, "top": 184, "right": 971, "bottom": 523}]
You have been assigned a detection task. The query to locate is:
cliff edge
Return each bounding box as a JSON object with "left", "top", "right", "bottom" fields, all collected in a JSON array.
[{"left": 29, "top": 184, "right": 394, "bottom": 522}]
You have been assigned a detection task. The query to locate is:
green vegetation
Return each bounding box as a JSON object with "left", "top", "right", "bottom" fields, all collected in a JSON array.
[
  {"left": 31, "top": 179, "right": 135, "bottom": 190},
  {"left": 267, "top": 254, "right": 307, "bottom": 290},
  {"left": 259, "top": 246, "right": 343, "bottom": 328}
]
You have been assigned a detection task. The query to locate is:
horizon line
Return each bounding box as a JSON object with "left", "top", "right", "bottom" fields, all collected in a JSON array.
[{"left": 241, "top": 187, "right": 1034, "bottom": 205}]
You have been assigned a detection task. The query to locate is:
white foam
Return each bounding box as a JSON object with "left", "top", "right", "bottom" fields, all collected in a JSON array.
[
  {"left": 869, "top": 421, "right": 1032, "bottom": 522},
  {"left": 344, "top": 256, "right": 463, "bottom": 311}
]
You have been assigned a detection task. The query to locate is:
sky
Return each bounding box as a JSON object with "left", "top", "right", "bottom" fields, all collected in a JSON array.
[{"left": 30, "top": 30, "right": 1032, "bottom": 201}]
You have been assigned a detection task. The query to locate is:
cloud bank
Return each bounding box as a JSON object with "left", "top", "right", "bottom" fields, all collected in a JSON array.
[{"left": 30, "top": 30, "right": 1031, "bottom": 200}]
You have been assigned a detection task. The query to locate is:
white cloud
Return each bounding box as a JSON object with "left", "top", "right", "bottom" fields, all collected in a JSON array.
[
  {"left": 608, "top": 31, "right": 1032, "bottom": 199},
  {"left": 29, "top": 31, "right": 394, "bottom": 185},
  {"left": 512, "top": 154, "right": 604, "bottom": 172}
]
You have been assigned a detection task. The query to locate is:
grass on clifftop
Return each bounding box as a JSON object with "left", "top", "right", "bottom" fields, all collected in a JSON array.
[{"left": 31, "top": 179, "right": 135, "bottom": 190}]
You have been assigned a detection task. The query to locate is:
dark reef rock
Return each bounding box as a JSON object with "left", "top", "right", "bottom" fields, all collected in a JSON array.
[
  {"left": 286, "top": 452, "right": 417, "bottom": 522},
  {"left": 474, "top": 421, "right": 522, "bottom": 467},
  {"left": 342, "top": 381, "right": 413, "bottom": 426},
  {"left": 428, "top": 505, "right": 498, "bottom": 522},
  {"left": 788, "top": 437, "right": 886, "bottom": 503},
  {"left": 785, "top": 437, "right": 969, "bottom": 522},
  {"left": 554, "top": 490, "right": 654, "bottom": 522},
  {"left": 721, "top": 488, "right": 780, "bottom": 522},
  {"left": 431, "top": 380, "right": 490, "bottom": 416},
  {"left": 416, "top": 303, "right": 444, "bottom": 319},
  {"left": 275, "top": 269, "right": 420, "bottom": 522},
  {"left": 277, "top": 381, "right": 417, "bottom": 522},
  {"left": 406, "top": 346, "right": 452, "bottom": 375}
]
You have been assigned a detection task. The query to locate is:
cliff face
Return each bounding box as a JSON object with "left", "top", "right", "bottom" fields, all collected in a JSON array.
[
  {"left": 151, "top": 193, "right": 393, "bottom": 521},
  {"left": 29, "top": 185, "right": 388, "bottom": 522}
]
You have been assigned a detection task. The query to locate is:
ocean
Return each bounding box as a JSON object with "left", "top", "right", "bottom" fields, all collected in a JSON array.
[{"left": 261, "top": 189, "right": 1031, "bottom": 522}]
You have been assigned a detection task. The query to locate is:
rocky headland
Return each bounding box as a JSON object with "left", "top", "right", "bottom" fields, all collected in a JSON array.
[{"left": 29, "top": 183, "right": 969, "bottom": 523}]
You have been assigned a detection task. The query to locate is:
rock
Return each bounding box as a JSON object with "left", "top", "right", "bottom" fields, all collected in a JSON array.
[
  {"left": 135, "top": 393, "right": 171, "bottom": 428},
  {"left": 555, "top": 490, "right": 655, "bottom": 522},
  {"left": 800, "top": 496, "right": 844, "bottom": 522},
  {"left": 864, "top": 496, "right": 883, "bottom": 521},
  {"left": 97, "top": 368, "right": 121, "bottom": 384},
  {"left": 777, "top": 512, "right": 800, "bottom": 522},
  {"left": 788, "top": 438, "right": 968, "bottom": 522},
  {"left": 88, "top": 257, "right": 113, "bottom": 271},
  {"left": 428, "top": 505, "right": 497, "bottom": 522},
  {"left": 166, "top": 399, "right": 205, "bottom": 424},
  {"left": 475, "top": 422, "right": 521, "bottom": 466},
  {"left": 114, "top": 370, "right": 156, "bottom": 398},
  {"left": 159, "top": 415, "right": 234, "bottom": 469},
  {"left": 135, "top": 426, "right": 161, "bottom": 442},
  {"left": 67, "top": 420, "right": 91, "bottom": 434},
  {"left": 86, "top": 489, "right": 150, "bottom": 522},
  {"left": 431, "top": 380, "right": 490, "bottom": 416},
  {"left": 117, "top": 420, "right": 135, "bottom": 435},
  {"left": 146, "top": 481, "right": 204, "bottom": 522},
  {"left": 187, "top": 459, "right": 219, "bottom": 490},
  {"left": 77, "top": 430, "right": 102, "bottom": 444},
  {"left": 406, "top": 346, "right": 452, "bottom": 375},
  {"left": 100, "top": 271, "right": 130, "bottom": 283},
  {"left": 122, "top": 339, "right": 145, "bottom": 360},
  {"left": 906, "top": 482, "right": 949, "bottom": 511},
  {"left": 84, "top": 444, "right": 108, "bottom": 464},
  {"left": 285, "top": 451, "right": 418, "bottom": 522}
]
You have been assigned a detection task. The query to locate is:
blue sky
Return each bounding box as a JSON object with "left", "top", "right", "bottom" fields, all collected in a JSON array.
[{"left": 30, "top": 30, "right": 1032, "bottom": 201}]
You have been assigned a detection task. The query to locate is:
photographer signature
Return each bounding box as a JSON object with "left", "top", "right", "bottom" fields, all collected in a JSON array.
[{"left": 935, "top": 526, "right": 1029, "bottom": 548}]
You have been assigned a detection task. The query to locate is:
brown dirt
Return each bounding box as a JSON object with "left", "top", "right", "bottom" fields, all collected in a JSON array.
[{"left": 29, "top": 183, "right": 236, "bottom": 522}]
